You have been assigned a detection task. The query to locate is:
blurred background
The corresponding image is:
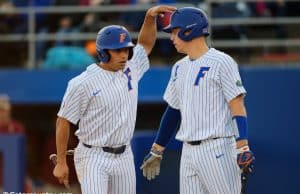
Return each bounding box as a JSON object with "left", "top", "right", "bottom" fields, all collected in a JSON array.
[{"left": 0, "top": 0, "right": 299, "bottom": 193}]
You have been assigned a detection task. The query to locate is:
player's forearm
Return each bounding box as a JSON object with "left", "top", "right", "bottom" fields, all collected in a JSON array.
[
  {"left": 55, "top": 117, "right": 70, "bottom": 164},
  {"left": 137, "top": 12, "right": 157, "bottom": 55},
  {"left": 154, "top": 106, "right": 181, "bottom": 148},
  {"left": 229, "top": 95, "right": 250, "bottom": 147},
  {"left": 152, "top": 143, "right": 165, "bottom": 152},
  {"left": 229, "top": 94, "right": 247, "bottom": 116},
  {"left": 236, "top": 139, "right": 248, "bottom": 148}
]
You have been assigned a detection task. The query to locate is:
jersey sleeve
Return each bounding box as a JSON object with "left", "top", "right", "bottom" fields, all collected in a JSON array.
[
  {"left": 163, "top": 64, "right": 180, "bottom": 109},
  {"left": 220, "top": 56, "right": 246, "bottom": 102},
  {"left": 57, "top": 80, "right": 89, "bottom": 124},
  {"left": 128, "top": 44, "right": 150, "bottom": 81}
]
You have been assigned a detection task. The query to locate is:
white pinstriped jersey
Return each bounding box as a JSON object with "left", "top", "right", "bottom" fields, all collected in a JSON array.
[
  {"left": 164, "top": 48, "right": 246, "bottom": 142},
  {"left": 58, "top": 44, "right": 149, "bottom": 147}
]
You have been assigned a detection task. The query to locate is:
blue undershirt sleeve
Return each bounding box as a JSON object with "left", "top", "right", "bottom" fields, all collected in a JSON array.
[{"left": 154, "top": 105, "right": 181, "bottom": 147}]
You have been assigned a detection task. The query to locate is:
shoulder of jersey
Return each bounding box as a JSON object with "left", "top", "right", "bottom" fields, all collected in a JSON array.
[
  {"left": 130, "top": 44, "right": 142, "bottom": 58},
  {"left": 173, "top": 56, "right": 189, "bottom": 67},
  {"left": 68, "top": 63, "right": 98, "bottom": 88},
  {"left": 134, "top": 44, "right": 142, "bottom": 51},
  {"left": 208, "top": 48, "right": 235, "bottom": 65}
]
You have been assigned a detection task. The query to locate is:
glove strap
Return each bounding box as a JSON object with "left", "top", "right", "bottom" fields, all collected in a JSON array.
[
  {"left": 150, "top": 147, "right": 163, "bottom": 158},
  {"left": 238, "top": 145, "right": 250, "bottom": 153}
]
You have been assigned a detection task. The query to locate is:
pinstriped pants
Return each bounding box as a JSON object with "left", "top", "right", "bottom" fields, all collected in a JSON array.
[
  {"left": 180, "top": 137, "right": 241, "bottom": 194},
  {"left": 74, "top": 143, "right": 136, "bottom": 194}
]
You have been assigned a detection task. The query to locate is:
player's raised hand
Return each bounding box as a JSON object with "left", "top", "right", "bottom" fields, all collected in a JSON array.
[
  {"left": 237, "top": 145, "right": 255, "bottom": 173},
  {"left": 146, "top": 5, "right": 177, "bottom": 18},
  {"left": 140, "top": 147, "right": 163, "bottom": 180},
  {"left": 53, "top": 161, "right": 70, "bottom": 189}
]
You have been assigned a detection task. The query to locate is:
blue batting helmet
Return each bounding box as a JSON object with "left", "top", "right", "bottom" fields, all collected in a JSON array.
[
  {"left": 96, "top": 25, "right": 134, "bottom": 63},
  {"left": 163, "top": 7, "right": 209, "bottom": 41}
]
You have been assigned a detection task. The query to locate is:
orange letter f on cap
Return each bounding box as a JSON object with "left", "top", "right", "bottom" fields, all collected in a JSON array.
[{"left": 120, "top": 33, "right": 126, "bottom": 43}]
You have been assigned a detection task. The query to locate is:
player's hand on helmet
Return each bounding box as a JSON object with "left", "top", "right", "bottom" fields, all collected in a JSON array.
[
  {"left": 147, "top": 5, "right": 177, "bottom": 18},
  {"left": 140, "top": 146, "right": 163, "bottom": 180},
  {"left": 237, "top": 145, "right": 255, "bottom": 173},
  {"left": 53, "top": 161, "right": 70, "bottom": 189}
]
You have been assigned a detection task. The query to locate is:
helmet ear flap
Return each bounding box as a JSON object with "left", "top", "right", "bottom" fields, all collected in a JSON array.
[
  {"left": 178, "top": 27, "right": 195, "bottom": 41},
  {"left": 97, "top": 49, "right": 110, "bottom": 63},
  {"left": 178, "top": 25, "right": 209, "bottom": 41}
]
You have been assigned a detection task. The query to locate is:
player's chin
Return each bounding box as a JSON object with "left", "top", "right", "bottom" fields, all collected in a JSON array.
[
  {"left": 176, "top": 48, "right": 185, "bottom": 54},
  {"left": 117, "top": 63, "right": 126, "bottom": 70},
  {"left": 174, "top": 46, "right": 183, "bottom": 53}
]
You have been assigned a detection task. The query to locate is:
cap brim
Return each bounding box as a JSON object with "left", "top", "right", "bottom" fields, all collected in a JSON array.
[
  {"left": 107, "top": 42, "right": 135, "bottom": 50},
  {"left": 127, "top": 42, "right": 135, "bottom": 47}
]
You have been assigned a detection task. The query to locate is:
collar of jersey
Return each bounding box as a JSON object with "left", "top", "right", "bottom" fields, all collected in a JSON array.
[
  {"left": 87, "top": 63, "right": 124, "bottom": 76},
  {"left": 188, "top": 48, "right": 213, "bottom": 62}
]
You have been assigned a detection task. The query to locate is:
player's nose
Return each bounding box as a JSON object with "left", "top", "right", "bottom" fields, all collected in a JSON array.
[{"left": 120, "top": 49, "right": 129, "bottom": 59}]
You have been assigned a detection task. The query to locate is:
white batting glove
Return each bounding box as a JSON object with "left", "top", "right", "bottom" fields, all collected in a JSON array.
[{"left": 140, "top": 147, "right": 163, "bottom": 180}]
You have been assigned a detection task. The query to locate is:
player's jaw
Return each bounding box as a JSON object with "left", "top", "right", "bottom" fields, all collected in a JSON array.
[
  {"left": 106, "top": 48, "right": 129, "bottom": 71},
  {"left": 170, "top": 28, "right": 187, "bottom": 54},
  {"left": 172, "top": 39, "right": 188, "bottom": 54}
]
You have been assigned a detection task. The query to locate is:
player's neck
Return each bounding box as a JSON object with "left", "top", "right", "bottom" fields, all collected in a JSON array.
[
  {"left": 98, "top": 62, "right": 118, "bottom": 72},
  {"left": 187, "top": 38, "right": 209, "bottom": 60}
]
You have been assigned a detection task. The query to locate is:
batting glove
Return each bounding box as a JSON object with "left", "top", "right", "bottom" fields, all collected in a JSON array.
[
  {"left": 140, "top": 147, "right": 163, "bottom": 180},
  {"left": 237, "top": 145, "right": 255, "bottom": 173}
]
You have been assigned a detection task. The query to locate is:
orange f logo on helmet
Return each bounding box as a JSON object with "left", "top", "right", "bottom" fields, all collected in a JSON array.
[{"left": 120, "top": 33, "right": 126, "bottom": 43}]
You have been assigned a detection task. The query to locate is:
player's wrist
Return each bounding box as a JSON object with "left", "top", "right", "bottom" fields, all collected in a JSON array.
[
  {"left": 56, "top": 153, "right": 67, "bottom": 163},
  {"left": 151, "top": 144, "right": 164, "bottom": 158},
  {"left": 56, "top": 158, "right": 67, "bottom": 165},
  {"left": 145, "top": 10, "right": 157, "bottom": 19},
  {"left": 152, "top": 143, "right": 165, "bottom": 152},
  {"left": 237, "top": 145, "right": 250, "bottom": 154},
  {"left": 236, "top": 139, "right": 248, "bottom": 149}
]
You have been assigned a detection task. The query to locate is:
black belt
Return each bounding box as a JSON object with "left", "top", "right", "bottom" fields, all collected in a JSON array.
[
  {"left": 83, "top": 143, "right": 126, "bottom": 154},
  {"left": 187, "top": 137, "right": 219, "bottom": 146}
]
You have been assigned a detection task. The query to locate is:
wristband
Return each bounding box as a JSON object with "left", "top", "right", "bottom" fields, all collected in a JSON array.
[
  {"left": 150, "top": 147, "right": 163, "bottom": 158},
  {"left": 233, "top": 115, "right": 248, "bottom": 140}
]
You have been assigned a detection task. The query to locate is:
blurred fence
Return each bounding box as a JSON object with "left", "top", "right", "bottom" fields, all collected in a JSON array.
[{"left": 0, "top": 0, "right": 300, "bottom": 68}]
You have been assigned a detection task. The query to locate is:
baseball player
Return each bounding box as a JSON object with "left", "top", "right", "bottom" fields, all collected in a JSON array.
[
  {"left": 52, "top": 5, "right": 177, "bottom": 194},
  {"left": 140, "top": 7, "right": 255, "bottom": 194}
]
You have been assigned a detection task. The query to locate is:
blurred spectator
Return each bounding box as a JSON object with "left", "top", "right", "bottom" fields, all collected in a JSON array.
[
  {"left": 0, "top": 1, "right": 18, "bottom": 34},
  {"left": 52, "top": 0, "right": 83, "bottom": 27},
  {"left": 250, "top": 0, "right": 288, "bottom": 53},
  {"left": 175, "top": 0, "right": 198, "bottom": 4},
  {"left": 52, "top": 0, "right": 79, "bottom": 6},
  {"left": 55, "top": 15, "right": 80, "bottom": 46},
  {"left": 111, "top": 0, "right": 130, "bottom": 4},
  {"left": 39, "top": 13, "right": 96, "bottom": 69},
  {"left": 0, "top": 95, "right": 25, "bottom": 134},
  {"left": 10, "top": 0, "right": 54, "bottom": 33},
  {"left": 285, "top": 1, "right": 300, "bottom": 16},
  {"left": 0, "top": 1, "right": 27, "bottom": 67},
  {"left": 0, "top": 0, "right": 54, "bottom": 67},
  {"left": 36, "top": 15, "right": 81, "bottom": 64},
  {"left": 251, "top": 0, "right": 287, "bottom": 39},
  {"left": 119, "top": 0, "right": 156, "bottom": 30},
  {"left": 212, "top": 2, "right": 251, "bottom": 40},
  {"left": 78, "top": 13, "right": 111, "bottom": 57},
  {"left": 0, "top": 94, "right": 34, "bottom": 192},
  {"left": 42, "top": 46, "right": 95, "bottom": 69}
]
